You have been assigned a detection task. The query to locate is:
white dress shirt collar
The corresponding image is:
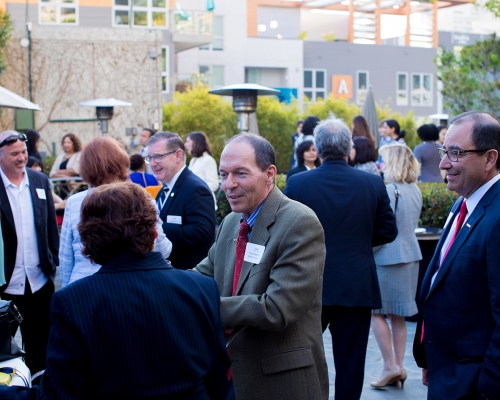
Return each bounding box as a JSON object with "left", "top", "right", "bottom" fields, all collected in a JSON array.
[{"left": 164, "top": 165, "right": 186, "bottom": 191}]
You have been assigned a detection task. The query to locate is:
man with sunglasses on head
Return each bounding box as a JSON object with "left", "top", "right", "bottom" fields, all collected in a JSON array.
[
  {"left": 146, "top": 131, "right": 215, "bottom": 271},
  {"left": 0, "top": 130, "right": 59, "bottom": 375},
  {"left": 413, "top": 112, "right": 500, "bottom": 400}
]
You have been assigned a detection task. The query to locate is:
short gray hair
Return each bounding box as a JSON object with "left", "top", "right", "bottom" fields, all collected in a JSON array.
[
  {"left": 314, "top": 116, "right": 353, "bottom": 160},
  {"left": 146, "top": 131, "right": 185, "bottom": 152}
]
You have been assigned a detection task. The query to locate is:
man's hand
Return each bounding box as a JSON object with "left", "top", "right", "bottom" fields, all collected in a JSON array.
[{"left": 422, "top": 368, "right": 428, "bottom": 386}]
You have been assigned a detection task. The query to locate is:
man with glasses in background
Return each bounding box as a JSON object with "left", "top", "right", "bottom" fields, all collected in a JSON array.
[
  {"left": 0, "top": 130, "right": 59, "bottom": 375},
  {"left": 413, "top": 111, "right": 500, "bottom": 399},
  {"left": 146, "top": 131, "right": 215, "bottom": 270}
]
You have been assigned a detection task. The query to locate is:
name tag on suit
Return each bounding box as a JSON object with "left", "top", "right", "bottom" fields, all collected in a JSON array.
[
  {"left": 36, "top": 188, "right": 46, "bottom": 200},
  {"left": 166, "top": 215, "right": 182, "bottom": 225},
  {"left": 244, "top": 243, "right": 265, "bottom": 264}
]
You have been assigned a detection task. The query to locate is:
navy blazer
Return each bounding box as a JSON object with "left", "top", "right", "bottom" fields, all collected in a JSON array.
[
  {"left": 26, "top": 252, "right": 232, "bottom": 400},
  {"left": 0, "top": 168, "right": 59, "bottom": 290},
  {"left": 156, "top": 167, "right": 216, "bottom": 270},
  {"left": 413, "top": 180, "right": 500, "bottom": 399},
  {"left": 285, "top": 159, "right": 397, "bottom": 308}
]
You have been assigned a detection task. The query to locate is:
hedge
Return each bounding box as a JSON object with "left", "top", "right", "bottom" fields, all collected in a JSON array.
[{"left": 162, "top": 85, "right": 423, "bottom": 174}]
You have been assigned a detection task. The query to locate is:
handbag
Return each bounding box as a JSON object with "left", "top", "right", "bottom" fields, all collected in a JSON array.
[{"left": 0, "top": 300, "right": 25, "bottom": 362}]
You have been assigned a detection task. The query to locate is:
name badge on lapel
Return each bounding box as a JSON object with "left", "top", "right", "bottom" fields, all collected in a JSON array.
[
  {"left": 36, "top": 188, "right": 46, "bottom": 200},
  {"left": 244, "top": 243, "right": 265, "bottom": 264},
  {"left": 166, "top": 215, "right": 182, "bottom": 225}
]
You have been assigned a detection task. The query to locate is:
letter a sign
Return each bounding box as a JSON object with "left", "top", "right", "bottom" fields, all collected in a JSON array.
[{"left": 331, "top": 75, "right": 352, "bottom": 99}]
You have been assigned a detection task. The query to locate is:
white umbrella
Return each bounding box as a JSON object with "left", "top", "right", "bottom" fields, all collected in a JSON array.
[{"left": 0, "top": 86, "right": 42, "bottom": 111}]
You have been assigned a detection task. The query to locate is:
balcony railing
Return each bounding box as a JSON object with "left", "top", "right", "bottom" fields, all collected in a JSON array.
[{"left": 173, "top": 9, "right": 213, "bottom": 36}]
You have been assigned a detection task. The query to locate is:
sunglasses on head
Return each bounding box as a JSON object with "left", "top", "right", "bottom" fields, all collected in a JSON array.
[{"left": 0, "top": 133, "right": 28, "bottom": 149}]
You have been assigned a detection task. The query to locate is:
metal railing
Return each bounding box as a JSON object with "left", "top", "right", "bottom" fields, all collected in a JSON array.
[{"left": 173, "top": 9, "right": 213, "bottom": 36}]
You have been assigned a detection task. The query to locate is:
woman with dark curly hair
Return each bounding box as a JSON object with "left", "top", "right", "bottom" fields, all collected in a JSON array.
[{"left": 185, "top": 131, "right": 219, "bottom": 194}]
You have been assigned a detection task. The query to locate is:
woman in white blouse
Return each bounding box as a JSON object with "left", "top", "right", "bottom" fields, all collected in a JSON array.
[{"left": 185, "top": 132, "right": 219, "bottom": 200}]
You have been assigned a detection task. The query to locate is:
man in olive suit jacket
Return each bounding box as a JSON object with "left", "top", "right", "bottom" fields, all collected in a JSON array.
[{"left": 195, "top": 133, "right": 329, "bottom": 400}]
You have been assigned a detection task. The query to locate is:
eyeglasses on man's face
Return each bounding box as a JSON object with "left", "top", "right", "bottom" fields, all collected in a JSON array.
[
  {"left": 0, "top": 133, "right": 28, "bottom": 149},
  {"left": 144, "top": 150, "right": 176, "bottom": 164},
  {"left": 437, "top": 147, "right": 491, "bottom": 162}
]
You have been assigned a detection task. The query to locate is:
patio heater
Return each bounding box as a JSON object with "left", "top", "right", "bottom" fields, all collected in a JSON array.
[
  {"left": 209, "top": 84, "right": 280, "bottom": 133},
  {"left": 79, "top": 98, "right": 132, "bottom": 136}
]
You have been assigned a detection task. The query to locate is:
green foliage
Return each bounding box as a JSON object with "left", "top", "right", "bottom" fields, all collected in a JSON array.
[
  {"left": 484, "top": 0, "right": 500, "bottom": 18},
  {"left": 256, "top": 96, "right": 300, "bottom": 173},
  {"left": 302, "top": 94, "right": 361, "bottom": 123},
  {"left": 436, "top": 34, "right": 500, "bottom": 115},
  {"left": 0, "top": 10, "right": 13, "bottom": 73},
  {"left": 417, "top": 182, "right": 458, "bottom": 228},
  {"left": 377, "top": 105, "right": 419, "bottom": 150},
  {"left": 163, "top": 84, "right": 239, "bottom": 164},
  {"left": 43, "top": 155, "right": 56, "bottom": 176}
]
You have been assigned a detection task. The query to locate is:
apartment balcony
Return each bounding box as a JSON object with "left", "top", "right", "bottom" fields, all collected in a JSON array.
[{"left": 172, "top": 10, "right": 213, "bottom": 53}]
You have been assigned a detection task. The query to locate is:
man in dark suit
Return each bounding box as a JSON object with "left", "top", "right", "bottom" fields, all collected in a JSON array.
[
  {"left": 146, "top": 131, "right": 215, "bottom": 270},
  {"left": 0, "top": 182, "right": 233, "bottom": 399},
  {"left": 413, "top": 111, "right": 500, "bottom": 400},
  {"left": 285, "top": 116, "right": 397, "bottom": 400},
  {"left": 0, "top": 130, "right": 59, "bottom": 374}
]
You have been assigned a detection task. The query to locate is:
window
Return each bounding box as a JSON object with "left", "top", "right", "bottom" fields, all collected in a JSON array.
[
  {"left": 113, "top": 0, "right": 168, "bottom": 28},
  {"left": 411, "top": 73, "right": 433, "bottom": 106},
  {"left": 303, "top": 69, "right": 326, "bottom": 101},
  {"left": 199, "top": 16, "right": 223, "bottom": 51},
  {"left": 39, "top": 0, "right": 78, "bottom": 25},
  {"left": 396, "top": 72, "right": 408, "bottom": 106},
  {"left": 245, "top": 68, "right": 262, "bottom": 85},
  {"left": 212, "top": 65, "right": 224, "bottom": 87},
  {"left": 356, "top": 71, "right": 369, "bottom": 105},
  {"left": 198, "top": 65, "right": 224, "bottom": 88},
  {"left": 161, "top": 46, "right": 169, "bottom": 93}
]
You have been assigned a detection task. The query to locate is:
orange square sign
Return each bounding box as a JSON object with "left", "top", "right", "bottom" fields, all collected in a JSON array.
[{"left": 331, "top": 75, "right": 353, "bottom": 99}]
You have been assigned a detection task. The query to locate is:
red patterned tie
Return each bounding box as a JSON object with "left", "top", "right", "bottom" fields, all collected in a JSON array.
[
  {"left": 232, "top": 221, "right": 251, "bottom": 296},
  {"left": 421, "top": 200, "right": 467, "bottom": 344},
  {"left": 227, "top": 220, "right": 251, "bottom": 380}
]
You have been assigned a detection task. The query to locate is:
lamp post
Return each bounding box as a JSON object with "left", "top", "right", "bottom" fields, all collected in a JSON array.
[
  {"left": 209, "top": 84, "right": 280, "bottom": 134},
  {"left": 79, "top": 98, "right": 132, "bottom": 136}
]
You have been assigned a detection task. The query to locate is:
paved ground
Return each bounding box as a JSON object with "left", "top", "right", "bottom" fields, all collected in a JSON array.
[
  {"left": 324, "top": 321, "right": 428, "bottom": 399},
  {"left": 54, "top": 270, "right": 427, "bottom": 398}
]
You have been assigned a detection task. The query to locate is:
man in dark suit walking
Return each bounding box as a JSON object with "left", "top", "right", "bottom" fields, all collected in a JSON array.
[
  {"left": 285, "top": 116, "right": 397, "bottom": 399},
  {"left": 413, "top": 111, "right": 500, "bottom": 399},
  {"left": 0, "top": 130, "right": 59, "bottom": 374},
  {"left": 146, "top": 132, "right": 215, "bottom": 270}
]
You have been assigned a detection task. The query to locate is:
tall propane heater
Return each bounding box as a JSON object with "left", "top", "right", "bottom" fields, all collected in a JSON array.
[
  {"left": 209, "top": 84, "right": 280, "bottom": 134},
  {"left": 79, "top": 98, "right": 132, "bottom": 136}
]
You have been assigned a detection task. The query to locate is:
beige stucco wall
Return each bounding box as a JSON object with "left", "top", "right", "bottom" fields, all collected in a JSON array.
[{"left": 0, "top": 25, "right": 163, "bottom": 155}]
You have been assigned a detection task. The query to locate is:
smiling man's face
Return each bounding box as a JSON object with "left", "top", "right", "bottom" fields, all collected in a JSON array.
[
  {"left": 440, "top": 121, "right": 491, "bottom": 198},
  {"left": 219, "top": 141, "right": 275, "bottom": 218}
]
